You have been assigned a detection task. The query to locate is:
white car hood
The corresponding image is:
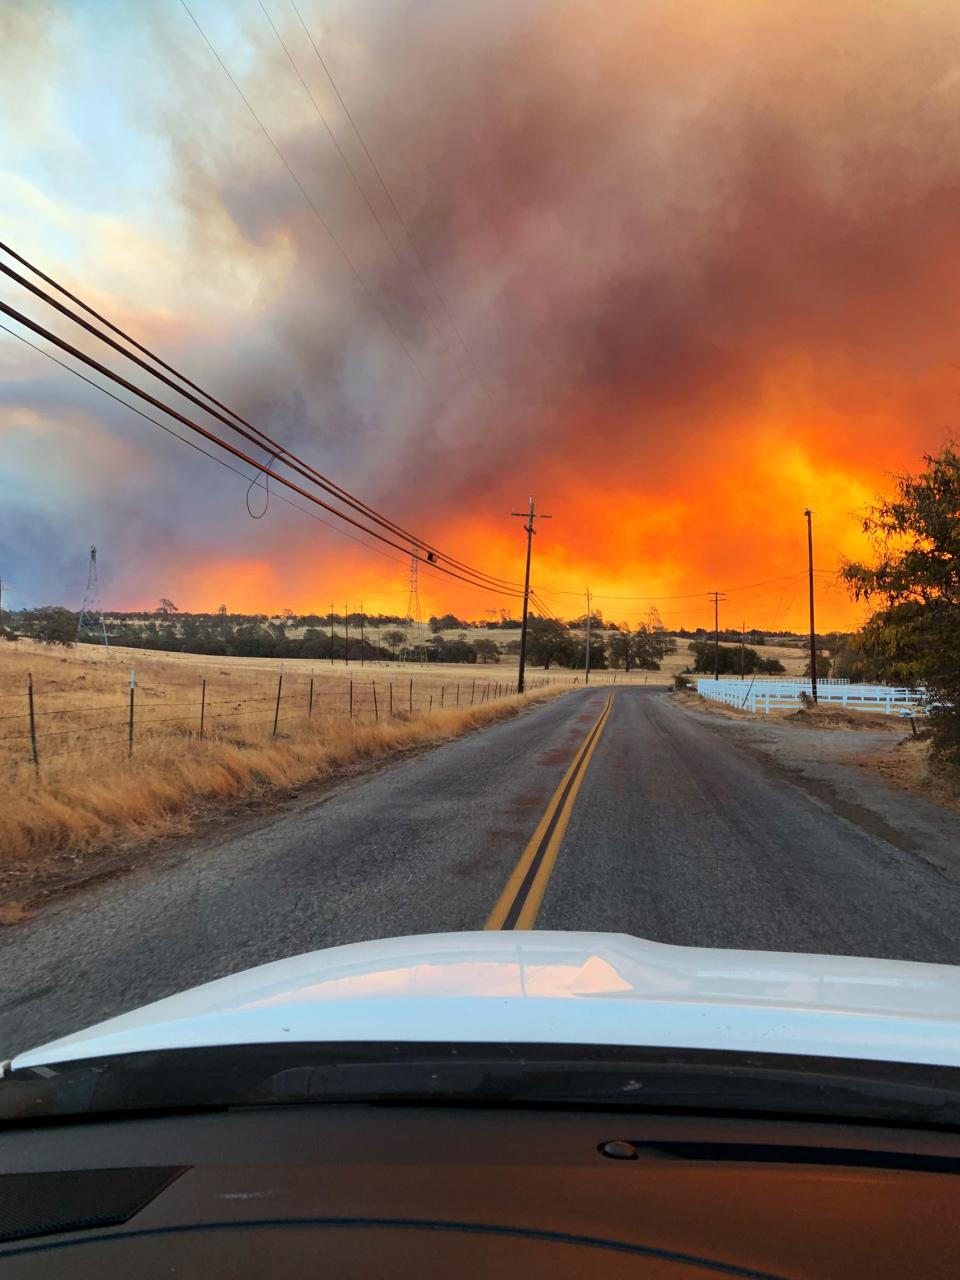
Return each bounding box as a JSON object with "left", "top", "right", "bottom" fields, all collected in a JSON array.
[{"left": 13, "top": 930, "right": 960, "bottom": 1070}]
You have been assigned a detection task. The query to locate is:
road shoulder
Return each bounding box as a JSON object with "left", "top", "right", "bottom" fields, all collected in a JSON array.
[{"left": 667, "top": 692, "right": 960, "bottom": 881}]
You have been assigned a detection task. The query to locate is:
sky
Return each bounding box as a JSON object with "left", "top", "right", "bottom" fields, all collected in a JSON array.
[{"left": 1, "top": 0, "right": 958, "bottom": 632}]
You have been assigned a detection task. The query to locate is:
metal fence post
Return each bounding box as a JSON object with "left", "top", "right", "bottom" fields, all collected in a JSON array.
[
  {"left": 456, "top": 683, "right": 460, "bottom": 707},
  {"left": 308, "top": 674, "right": 314, "bottom": 718},
  {"left": 349, "top": 678, "right": 354, "bottom": 720},
  {"left": 272, "top": 671, "right": 283, "bottom": 736},
  {"left": 471, "top": 679, "right": 476, "bottom": 705},
  {"left": 128, "top": 669, "right": 135, "bottom": 757},
  {"left": 440, "top": 685, "right": 445, "bottom": 708},
  {"left": 429, "top": 695, "right": 433, "bottom": 714},
  {"left": 200, "top": 678, "right": 207, "bottom": 740},
  {"left": 409, "top": 678, "right": 413, "bottom": 714},
  {"left": 372, "top": 681, "right": 379, "bottom": 722},
  {"left": 389, "top": 679, "right": 394, "bottom": 717},
  {"left": 27, "top": 672, "right": 39, "bottom": 777}
]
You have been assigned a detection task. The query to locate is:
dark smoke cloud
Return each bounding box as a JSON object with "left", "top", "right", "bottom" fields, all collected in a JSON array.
[{"left": 4, "top": 0, "right": 960, "bottom": 616}]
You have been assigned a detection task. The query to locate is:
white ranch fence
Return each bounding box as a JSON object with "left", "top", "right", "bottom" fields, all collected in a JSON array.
[{"left": 696, "top": 678, "right": 924, "bottom": 717}]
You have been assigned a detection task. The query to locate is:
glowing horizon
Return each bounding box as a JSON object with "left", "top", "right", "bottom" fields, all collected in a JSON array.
[{"left": 2, "top": 1, "right": 956, "bottom": 634}]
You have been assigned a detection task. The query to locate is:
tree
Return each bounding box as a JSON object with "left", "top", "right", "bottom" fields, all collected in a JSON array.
[
  {"left": 689, "top": 641, "right": 783, "bottom": 676},
  {"left": 383, "top": 629, "right": 407, "bottom": 654},
  {"left": 525, "top": 617, "right": 576, "bottom": 668},
  {"left": 157, "top": 598, "right": 178, "bottom": 616},
  {"left": 428, "top": 613, "right": 464, "bottom": 634},
  {"left": 607, "top": 624, "right": 670, "bottom": 671},
  {"left": 473, "top": 638, "right": 501, "bottom": 664},
  {"left": 19, "top": 606, "right": 77, "bottom": 646},
  {"left": 803, "top": 653, "right": 831, "bottom": 679},
  {"left": 842, "top": 446, "right": 960, "bottom": 765},
  {"left": 831, "top": 634, "right": 881, "bottom": 684}
]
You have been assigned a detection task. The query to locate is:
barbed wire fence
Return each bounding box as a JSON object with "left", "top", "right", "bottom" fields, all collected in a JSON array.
[{"left": 1, "top": 667, "right": 571, "bottom": 780}]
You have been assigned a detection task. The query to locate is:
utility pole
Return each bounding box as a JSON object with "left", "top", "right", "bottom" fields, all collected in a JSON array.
[
  {"left": 512, "top": 497, "right": 551, "bottom": 694},
  {"left": 359, "top": 601, "right": 365, "bottom": 667},
  {"left": 584, "top": 587, "right": 592, "bottom": 685},
  {"left": 804, "top": 509, "right": 818, "bottom": 703},
  {"left": 740, "top": 619, "right": 745, "bottom": 681},
  {"left": 344, "top": 600, "right": 349, "bottom": 666},
  {"left": 330, "top": 601, "right": 335, "bottom": 667},
  {"left": 709, "top": 590, "right": 726, "bottom": 680}
]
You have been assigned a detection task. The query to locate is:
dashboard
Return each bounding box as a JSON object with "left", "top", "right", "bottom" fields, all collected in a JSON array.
[{"left": 0, "top": 1104, "right": 958, "bottom": 1277}]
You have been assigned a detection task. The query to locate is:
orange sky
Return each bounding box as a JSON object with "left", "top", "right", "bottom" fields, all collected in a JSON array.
[{"left": 4, "top": 0, "right": 958, "bottom": 631}]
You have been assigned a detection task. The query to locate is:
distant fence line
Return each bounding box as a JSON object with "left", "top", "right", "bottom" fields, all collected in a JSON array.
[
  {"left": 1, "top": 669, "right": 564, "bottom": 778},
  {"left": 696, "top": 678, "right": 925, "bottom": 717}
]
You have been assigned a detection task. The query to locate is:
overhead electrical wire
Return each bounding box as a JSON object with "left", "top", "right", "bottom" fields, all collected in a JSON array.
[
  {"left": 177, "top": 0, "right": 430, "bottom": 387},
  {"left": 0, "top": 243, "right": 522, "bottom": 593},
  {"left": 255, "top": 0, "right": 451, "bottom": 360},
  {"left": 2, "top": 318, "right": 521, "bottom": 608},
  {"left": 0, "top": 296, "right": 524, "bottom": 599},
  {"left": 288, "top": 0, "right": 496, "bottom": 407}
]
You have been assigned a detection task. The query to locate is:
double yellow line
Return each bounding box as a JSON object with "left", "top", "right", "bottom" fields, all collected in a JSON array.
[{"left": 485, "top": 693, "right": 614, "bottom": 930}]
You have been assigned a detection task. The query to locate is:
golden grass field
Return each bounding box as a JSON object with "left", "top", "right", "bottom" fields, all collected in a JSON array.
[
  {"left": 0, "top": 640, "right": 575, "bottom": 871},
  {"left": 0, "top": 634, "right": 811, "bottom": 891}
]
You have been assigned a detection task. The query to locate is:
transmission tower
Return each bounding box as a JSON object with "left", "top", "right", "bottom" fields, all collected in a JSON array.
[
  {"left": 400, "top": 549, "right": 428, "bottom": 664},
  {"left": 77, "top": 545, "right": 109, "bottom": 652}
]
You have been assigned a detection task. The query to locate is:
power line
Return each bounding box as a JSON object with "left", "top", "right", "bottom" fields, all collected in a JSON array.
[
  {"left": 256, "top": 0, "right": 449, "bottom": 358},
  {"left": 0, "top": 297, "right": 524, "bottom": 598},
  {"left": 0, "top": 319, "right": 441, "bottom": 581},
  {"left": 177, "top": 0, "right": 430, "bottom": 387},
  {"left": 0, "top": 244, "right": 521, "bottom": 593},
  {"left": 3, "top": 317, "right": 522, "bottom": 611},
  {"left": 288, "top": 0, "right": 495, "bottom": 406}
]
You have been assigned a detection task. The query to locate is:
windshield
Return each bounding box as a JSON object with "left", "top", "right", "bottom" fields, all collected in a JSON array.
[{"left": 1, "top": 0, "right": 960, "bottom": 1118}]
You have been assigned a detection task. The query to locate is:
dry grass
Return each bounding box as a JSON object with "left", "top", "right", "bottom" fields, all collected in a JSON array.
[
  {"left": 784, "top": 705, "right": 905, "bottom": 733},
  {"left": 1, "top": 639, "right": 568, "bottom": 879},
  {"left": 862, "top": 738, "right": 960, "bottom": 816}
]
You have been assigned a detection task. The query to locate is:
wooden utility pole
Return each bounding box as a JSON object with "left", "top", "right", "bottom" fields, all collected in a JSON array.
[
  {"left": 710, "top": 590, "right": 726, "bottom": 681},
  {"left": 585, "top": 587, "right": 592, "bottom": 686},
  {"left": 512, "top": 497, "right": 551, "bottom": 694},
  {"left": 359, "top": 600, "right": 364, "bottom": 667},
  {"left": 804, "top": 509, "right": 818, "bottom": 703}
]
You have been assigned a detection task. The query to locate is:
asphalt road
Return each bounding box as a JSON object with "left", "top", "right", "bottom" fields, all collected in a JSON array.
[{"left": 4, "top": 686, "right": 960, "bottom": 1056}]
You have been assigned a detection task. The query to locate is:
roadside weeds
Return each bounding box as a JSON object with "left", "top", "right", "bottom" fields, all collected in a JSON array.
[{"left": 1, "top": 687, "right": 567, "bottom": 915}]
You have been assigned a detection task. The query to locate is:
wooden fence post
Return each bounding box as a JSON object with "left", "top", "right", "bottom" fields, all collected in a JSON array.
[
  {"left": 389, "top": 679, "right": 394, "bottom": 717},
  {"left": 308, "top": 674, "right": 314, "bottom": 718},
  {"left": 27, "top": 672, "right": 39, "bottom": 777},
  {"left": 409, "top": 677, "right": 413, "bottom": 714},
  {"left": 456, "top": 683, "right": 460, "bottom": 707},
  {"left": 372, "top": 681, "right": 379, "bottom": 722},
  {"left": 471, "top": 679, "right": 476, "bottom": 705},
  {"left": 200, "top": 678, "right": 207, "bottom": 740},
  {"left": 272, "top": 671, "right": 282, "bottom": 736},
  {"left": 128, "top": 669, "right": 135, "bottom": 757},
  {"left": 349, "top": 678, "right": 354, "bottom": 721},
  {"left": 440, "top": 685, "right": 445, "bottom": 708}
]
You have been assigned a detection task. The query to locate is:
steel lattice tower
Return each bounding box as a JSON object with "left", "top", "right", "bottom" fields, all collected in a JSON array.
[
  {"left": 400, "top": 549, "right": 428, "bottom": 664},
  {"left": 77, "top": 545, "right": 109, "bottom": 652}
]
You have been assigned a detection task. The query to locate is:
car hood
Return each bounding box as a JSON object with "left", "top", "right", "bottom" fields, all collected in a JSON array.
[{"left": 13, "top": 930, "right": 960, "bottom": 1070}]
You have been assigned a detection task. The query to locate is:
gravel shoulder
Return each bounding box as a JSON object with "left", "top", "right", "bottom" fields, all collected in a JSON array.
[{"left": 670, "top": 692, "right": 960, "bottom": 880}]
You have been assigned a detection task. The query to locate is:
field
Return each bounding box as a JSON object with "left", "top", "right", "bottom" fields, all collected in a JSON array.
[
  {"left": 0, "top": 632, "right": 812, "bottom": 895},
  {"left": 0, "top": 633, "right": 813, "bottom": 780},
  {"left": 0, "top": 640, "right": 570, "bottom": 897}
]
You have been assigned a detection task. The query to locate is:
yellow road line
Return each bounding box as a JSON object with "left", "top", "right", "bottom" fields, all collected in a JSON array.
[{"left": 485, "top": 692, "right": 613, "bottom": 930}]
